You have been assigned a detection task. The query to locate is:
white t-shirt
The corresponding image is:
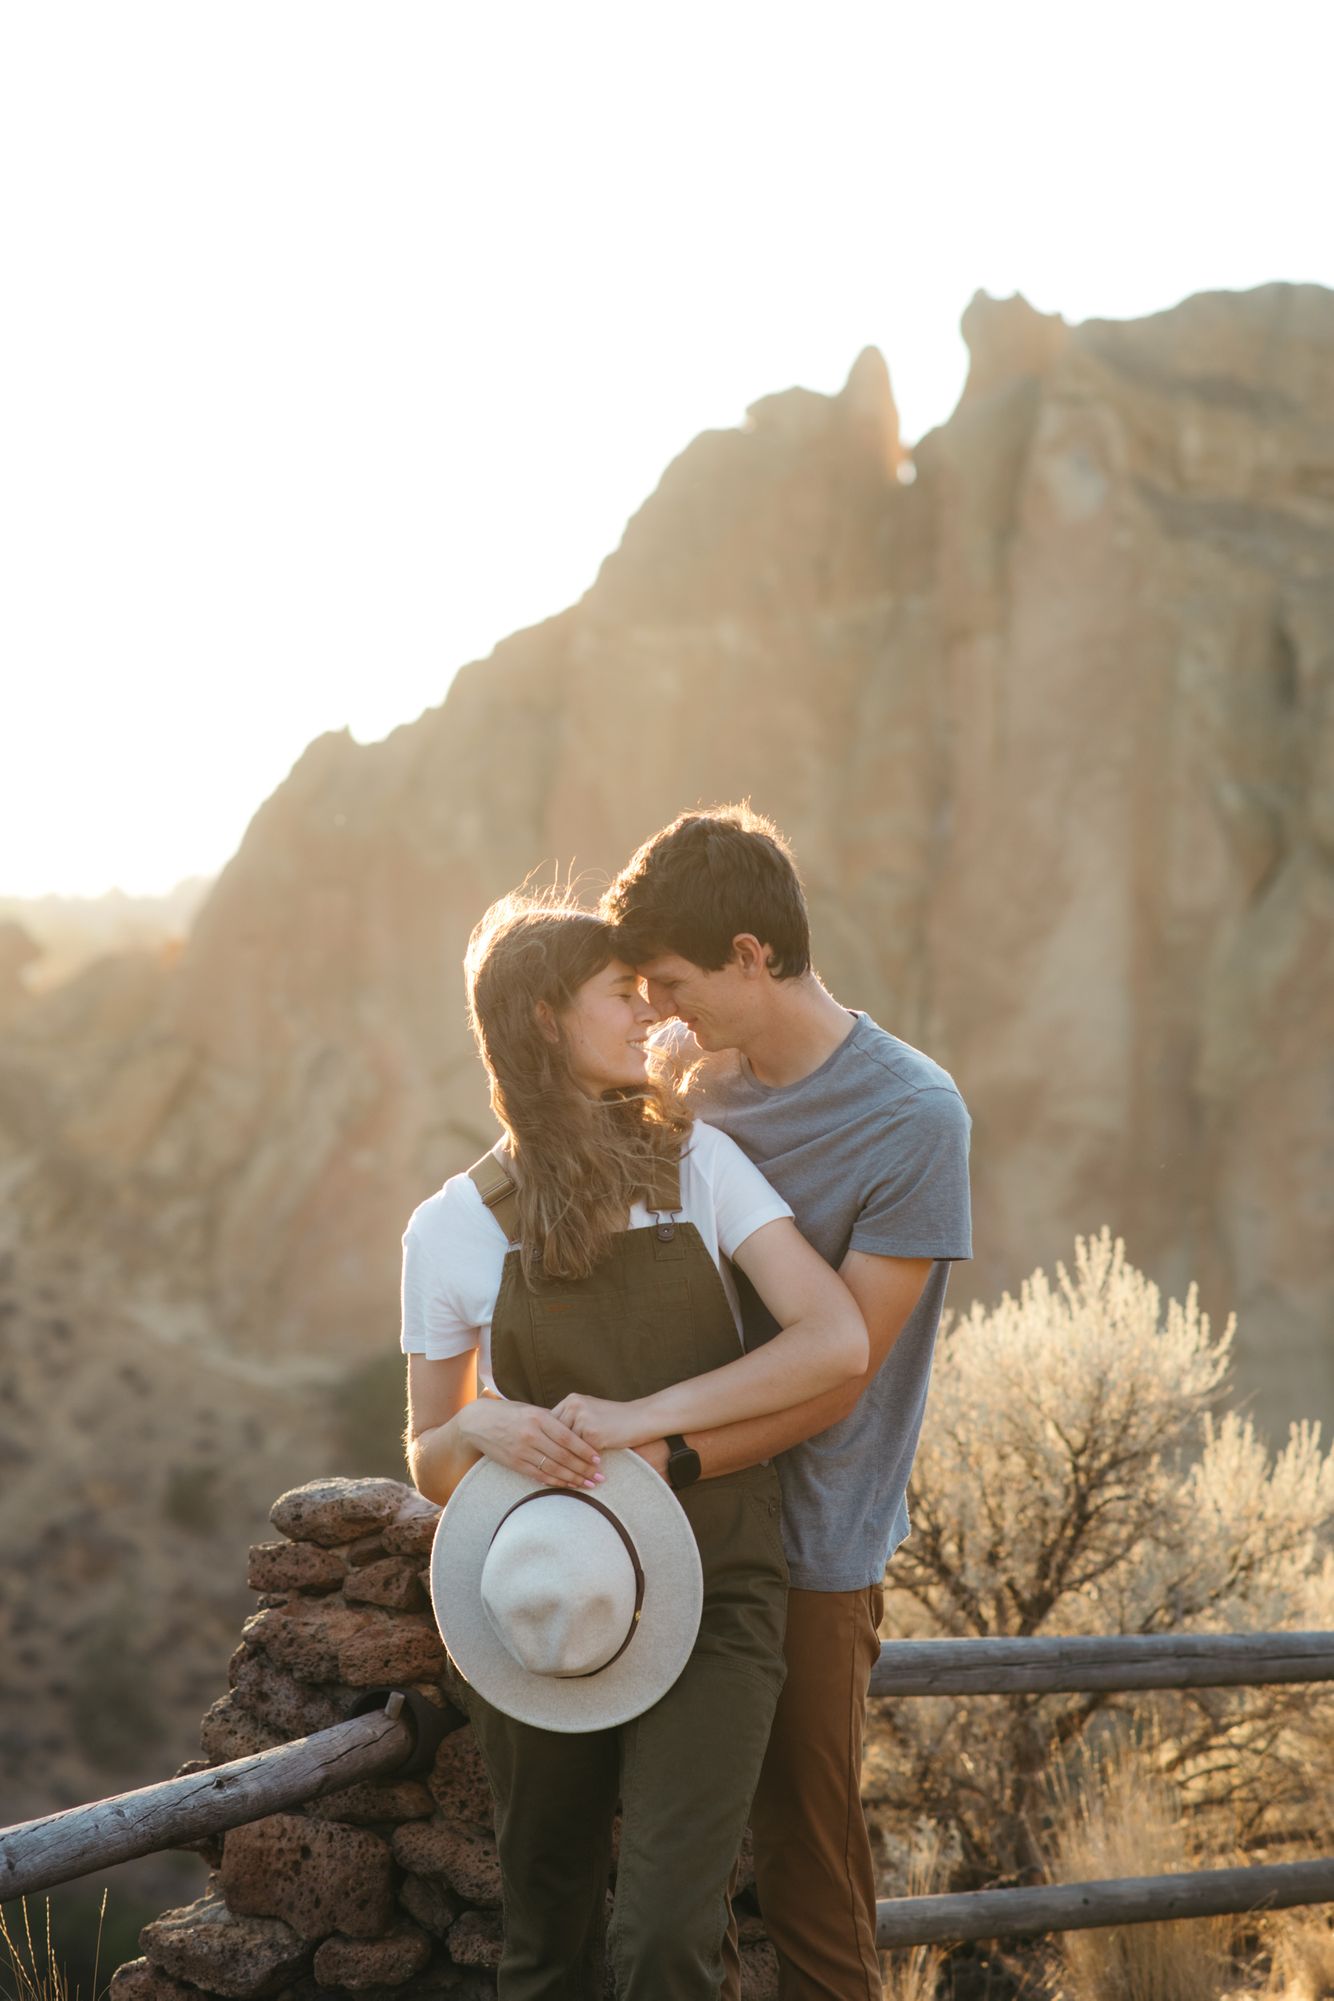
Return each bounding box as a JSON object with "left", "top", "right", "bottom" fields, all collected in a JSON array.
[{"left": 400, "top": 1119, "right": 793, "bottom": 1393}]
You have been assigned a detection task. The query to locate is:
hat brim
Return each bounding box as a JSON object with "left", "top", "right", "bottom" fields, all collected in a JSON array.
[{"left": 429, "top": 1449, "right": 704, "bottom": 1733}]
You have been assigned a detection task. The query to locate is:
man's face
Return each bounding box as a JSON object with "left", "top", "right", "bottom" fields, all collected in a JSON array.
[{"left": 636, "top": 950, "right": 750, "bottom": 1052}]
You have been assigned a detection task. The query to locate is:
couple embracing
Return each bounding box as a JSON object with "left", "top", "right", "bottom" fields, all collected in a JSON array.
[{"left": 401, "top": 806, "right": 972, "bottom": 2000}]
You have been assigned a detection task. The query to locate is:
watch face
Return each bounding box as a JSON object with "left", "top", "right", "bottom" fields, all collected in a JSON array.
[{"left": 669, "top": 1444, "right": 701, "bottom": 1490}]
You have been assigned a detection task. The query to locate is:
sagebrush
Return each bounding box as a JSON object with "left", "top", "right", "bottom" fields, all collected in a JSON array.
[{"left": 865, "top": 1229, "right": 1334, "bottom": 1883}]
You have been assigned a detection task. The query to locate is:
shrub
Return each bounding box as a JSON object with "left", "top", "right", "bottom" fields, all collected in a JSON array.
[
  {"left": 868, "top": 1230, "right": 1334, "bottom": 1883},
  {"left": 1043, "top": 1731, "right": 1230, "bottom": 2001}
]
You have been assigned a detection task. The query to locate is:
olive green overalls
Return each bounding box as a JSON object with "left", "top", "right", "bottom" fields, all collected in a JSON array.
[{"left": 457, "top": 1145, "right": 789, "bottom": 2001}]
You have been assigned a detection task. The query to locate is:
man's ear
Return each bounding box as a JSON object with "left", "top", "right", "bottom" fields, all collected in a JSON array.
[{"left": 729, "top": 934, "right": 772, "bottom": 977}]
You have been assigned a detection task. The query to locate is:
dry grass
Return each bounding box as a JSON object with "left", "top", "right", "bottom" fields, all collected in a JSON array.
[
  {"left": 1258, "top": 1908, "right": 1334, "bottom": 2001},
  {"left": 881, "top": 1821, "right": 950, "bottom": 2001},
  {"left": 0, "top": 1893, "right": 107, "bottom": 2001},
  {"left": 1043, "top": 1734, "right": 1230, "bottom": 2001}
]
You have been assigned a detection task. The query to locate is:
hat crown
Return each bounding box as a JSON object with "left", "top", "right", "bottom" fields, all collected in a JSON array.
[
  {"left": 430, "top": 1447, "right": 706, "bottom": 1732},
  {"left": 479, "top": 1493, "right": 639, "bottom": 1679}
]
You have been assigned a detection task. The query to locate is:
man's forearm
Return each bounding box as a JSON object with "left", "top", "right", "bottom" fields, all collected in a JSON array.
[
  {"left": 677, "top": 1251, "right": 931, "bottom": 1482},
  {"left": 682, "top": 1378, "right": 856, "bottom": 1480}
]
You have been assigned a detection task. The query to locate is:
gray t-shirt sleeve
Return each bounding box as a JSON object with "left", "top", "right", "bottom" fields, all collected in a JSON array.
[{"left": 849, "top": 1086, "right": 973, "bottom": 1261}]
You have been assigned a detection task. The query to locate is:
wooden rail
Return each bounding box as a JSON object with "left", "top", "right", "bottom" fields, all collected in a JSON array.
[
  {"left": 0, "top": 1700, "right": 414, "bottom": 1902},
  {"left": 876, "top": 1857, "right": 1334, "bottom": 1947},
  {"left": 868, "top": 1630, "right": 1334, "bottom": 1698}
]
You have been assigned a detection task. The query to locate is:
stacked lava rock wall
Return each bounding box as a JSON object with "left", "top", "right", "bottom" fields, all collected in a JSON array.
[{"left": 110, "top": 1478, "right": 777, "bottom": 2001}]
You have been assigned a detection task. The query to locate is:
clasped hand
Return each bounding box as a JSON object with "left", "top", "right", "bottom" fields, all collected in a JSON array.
[{"left": 457, "top": 1397, "right": 602, "bottom": 1490}]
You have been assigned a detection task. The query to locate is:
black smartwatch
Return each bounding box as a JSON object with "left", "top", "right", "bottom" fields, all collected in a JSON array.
[{"left": 664, "top": 1434, "right": 701, "bottom": 1492}]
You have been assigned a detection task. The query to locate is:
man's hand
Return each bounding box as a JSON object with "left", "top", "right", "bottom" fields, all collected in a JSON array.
[
  {"left": 455, "top": 1398, "right": 603, "bottom": 1489},
  {"left": 633, "top": 1438, "right": 670, "bottom": 1481}
]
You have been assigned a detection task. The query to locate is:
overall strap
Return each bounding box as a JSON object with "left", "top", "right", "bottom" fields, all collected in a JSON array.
[
  {"left": 468, "top": 1143, "right": 681, "bottom": 1245},
  {"left": 467, "top": 1145, "right": 521, "bottom": 1244}
]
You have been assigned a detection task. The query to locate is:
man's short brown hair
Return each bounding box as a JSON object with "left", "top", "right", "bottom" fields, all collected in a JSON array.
[{"left": 601, "top": 804, "right": 812, "bottom": 980}]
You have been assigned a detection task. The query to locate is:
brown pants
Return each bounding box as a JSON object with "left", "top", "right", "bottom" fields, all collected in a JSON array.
[{"left": 724, "top": 1584, "right": 885, "bottom": 2001}]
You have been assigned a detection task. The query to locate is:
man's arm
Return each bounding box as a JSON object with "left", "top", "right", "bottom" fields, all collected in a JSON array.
[{"left": 640, "top": 1252, "right": 932, "bottom": 1480}]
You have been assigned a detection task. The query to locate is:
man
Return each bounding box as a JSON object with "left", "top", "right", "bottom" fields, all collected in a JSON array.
[{"left": 601, "top": 804, "right": 972, "bottom": 2001}]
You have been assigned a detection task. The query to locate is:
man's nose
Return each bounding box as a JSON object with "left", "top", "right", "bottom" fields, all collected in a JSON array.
[{"left": 642, "top": 983, "right": 673, "bottom": 1019}]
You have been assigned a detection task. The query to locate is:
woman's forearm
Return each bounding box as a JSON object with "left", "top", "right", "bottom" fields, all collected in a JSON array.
[{"left": 409, "top": 1411, "right": 483, "bottom": 1506}]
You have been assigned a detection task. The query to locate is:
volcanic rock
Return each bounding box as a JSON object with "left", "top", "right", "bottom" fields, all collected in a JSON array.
[
  {"left": 270, "top": 1481, "right": 420, "bottom": 1550},
  {"left": 106, "top": 1958, "right": 201, "bottom": 2001},
  {"left": 381, "top": 1498, "right": 442, "bottom": 1558},
  {"left": 247, "top": 1542, "right": 347, "bottom": 1596},
  {"left": 335, "top": 1613, "right": 446, "bottom": 1687},
  {"left": 740, "top": 1940, "right": 780, "bottom": 2000},
  {"left": 140, "top": 1897, "right": 311, "bottom": 1999},
  {"left": 226, "top": 1653, "right": 352, "bottom": 1738},
  {"left": 391, "top": 1818, "right": 503, "bottom": 1908},
  {"left": 426, "top": 1728, "right": 493, "bottom": 1829},
  {"left": 395, "top": 1874, "right": 462, "bottom": 1934},
  {"left": 342, "top": 1558, "right": 426, "bottom": 1612},
  {"left": 302, "top": 1776, "right": 435, "bottom": 1825},
  {"left": 220, "top": 1813, "right": 394, "bottom": 1941},
  {"left": 441, "top": 1911, "right": 502, "bottom": 1971},
  {"left": 199, "top": 1694, "right": 285, "bottom": 1763},
  {"left": 311, "top": 1925, "right": 431, "bottom": 1991},
  {"left": 238, "top": 1601, "right": 373, "bottom": 1683}
]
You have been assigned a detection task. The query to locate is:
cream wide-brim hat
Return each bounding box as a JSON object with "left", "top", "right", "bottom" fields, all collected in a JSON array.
[{"left": 429, "top": 1449, "right": 704, "bottom": 1733}]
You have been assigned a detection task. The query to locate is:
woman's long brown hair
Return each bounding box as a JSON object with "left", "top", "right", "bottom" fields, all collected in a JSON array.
[{"left": 464, "top": 890, "right": 692, "bottom": 1281}]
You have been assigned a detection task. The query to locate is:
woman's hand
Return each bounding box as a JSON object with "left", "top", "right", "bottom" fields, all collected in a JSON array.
[
  {"left": 455, "top": 1397, "right": 604, "bottom": 1489},
  {"left": 553, "top": 1392, "right": 656, "bottom": 1452}
]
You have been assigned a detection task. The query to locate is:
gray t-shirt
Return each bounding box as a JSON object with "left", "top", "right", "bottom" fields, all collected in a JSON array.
[{"left": 683, "top": 1011, "right": 972, "bottom": 1591}]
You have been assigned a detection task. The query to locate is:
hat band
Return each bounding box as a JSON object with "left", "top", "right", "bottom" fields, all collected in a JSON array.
[{"left": 490, "top": 1488, "right": 646, "bottom": 1677}]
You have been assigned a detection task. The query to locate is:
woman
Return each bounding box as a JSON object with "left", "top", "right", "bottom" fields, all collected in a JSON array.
[{"left": 402, "top": 891, "right": 866, "bottom": 1999}]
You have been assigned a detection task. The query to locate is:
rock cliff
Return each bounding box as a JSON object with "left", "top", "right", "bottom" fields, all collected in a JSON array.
[
  {"left": 7, "top": 283, "right": 1330, "bottom": 1407},
  {"left": 2, "top": 282, "right": 1331, "bottom": 1817}
]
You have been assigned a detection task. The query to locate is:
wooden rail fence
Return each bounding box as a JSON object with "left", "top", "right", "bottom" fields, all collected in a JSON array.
[{"left": 2, "top": 1633, "right": 1331, "bottom": 1948}]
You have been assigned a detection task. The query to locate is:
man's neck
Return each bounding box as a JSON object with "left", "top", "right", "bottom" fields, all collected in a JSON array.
[{"left": 739, "top": 977, "right": 857, "bottom": 1089}]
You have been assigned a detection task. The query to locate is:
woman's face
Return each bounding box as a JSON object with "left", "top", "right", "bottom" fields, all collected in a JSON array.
[{"left": 557, "top": 958, "right": 658, "bottom": 1097}]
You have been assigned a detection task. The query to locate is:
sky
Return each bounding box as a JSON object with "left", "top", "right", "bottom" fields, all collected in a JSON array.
[{"left": 3, "top": 0, "right": 1332, "bottom": 896}]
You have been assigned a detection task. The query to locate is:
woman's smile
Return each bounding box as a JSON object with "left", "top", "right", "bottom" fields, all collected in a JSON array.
[{"left": 559, "top": 959, "right": 659, "bottom": 1095}]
